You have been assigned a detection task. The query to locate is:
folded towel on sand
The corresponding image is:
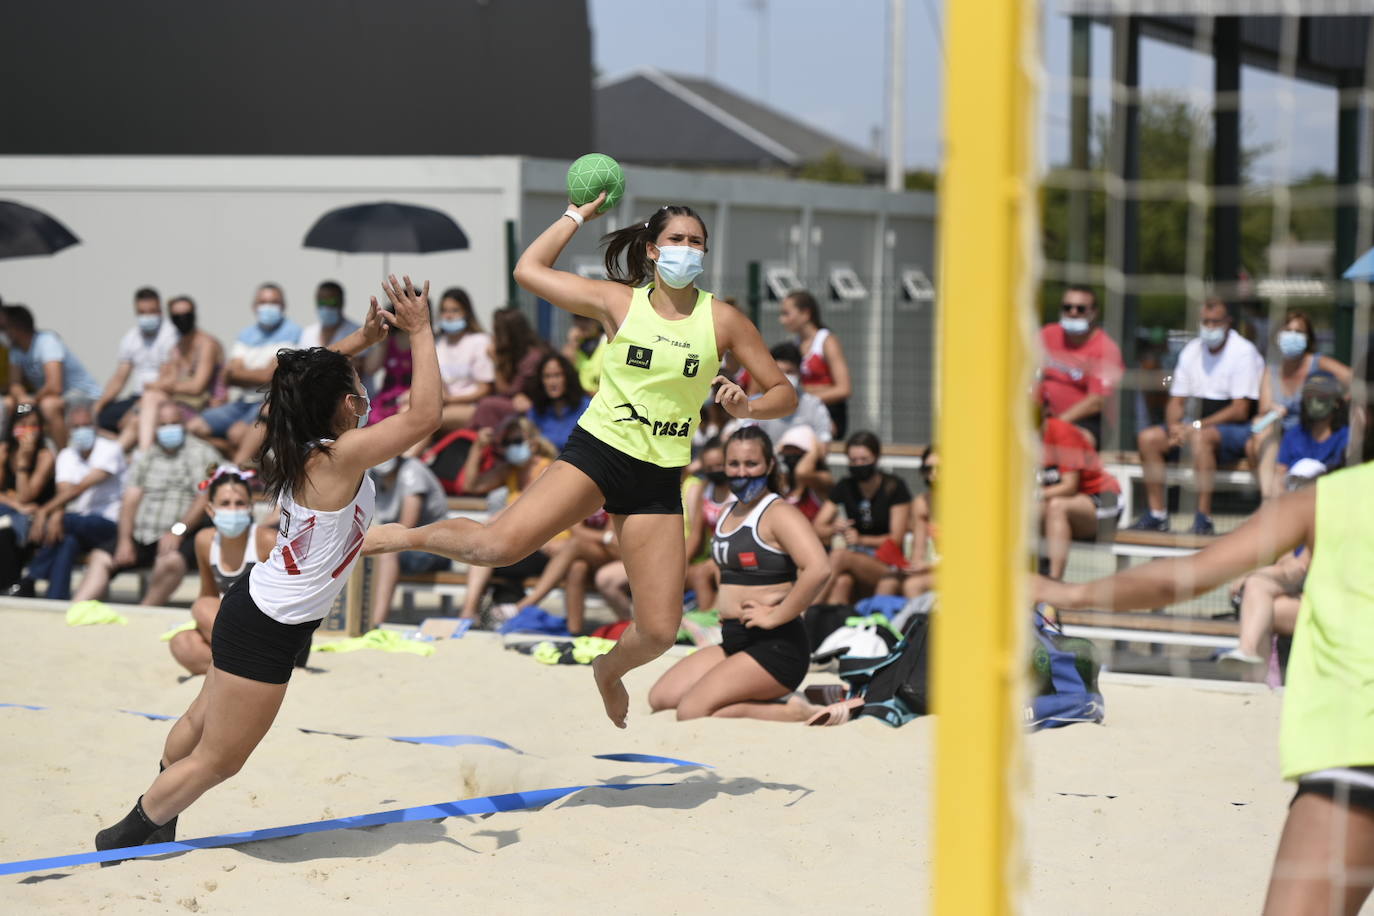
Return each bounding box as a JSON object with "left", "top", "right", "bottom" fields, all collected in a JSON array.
[
  {"left": 531, "top": 636, "right": 616, "bottom": 665},
  {"left": 315, "top": 629, "right": 435, "bottom": 657},
  {"left": 497, "top": 607, "right": 571, "bottom": 637},
  {"left": 159, "top": 621, "right": 198, "bottom": 641},
  {"left": 66, "top": 601, "right": 128, "bottom": 626}
]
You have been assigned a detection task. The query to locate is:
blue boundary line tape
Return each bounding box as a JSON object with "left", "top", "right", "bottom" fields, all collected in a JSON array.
[
  {"left": 0, "top": 703, "right": 45, "bottom": 711},
  {"left": 0, "top": 783, "right": 671, "bottom": 877}
]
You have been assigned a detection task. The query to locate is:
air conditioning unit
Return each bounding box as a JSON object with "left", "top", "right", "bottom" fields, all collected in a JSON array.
[
  {"left": 829, "top": 265, "right": 868, "bottom": 302},
  {"left": 764, "top": 265, "right": 803, "bottom": 301},
  {"left": 901, "top": 268, "right": 935, "bottom": 303}
]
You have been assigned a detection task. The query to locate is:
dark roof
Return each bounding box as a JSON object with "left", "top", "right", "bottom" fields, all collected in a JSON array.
[
  {"left": 0, "top": 0, "right": 592, "bottom": 156},
  {"left": 595, "top": 68, "right": 886, "bottom": 174},
  {"left": 1057, "top": 6, "right": 1371, "bottom": 88}
]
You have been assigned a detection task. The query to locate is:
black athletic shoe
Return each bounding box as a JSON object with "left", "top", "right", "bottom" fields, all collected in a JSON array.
[
  {"left": 1126, "top": 512, "right": 1170, "bottom": 532},
  {"left": 144, "top": 816, "right": 177, "bottom": 846}
]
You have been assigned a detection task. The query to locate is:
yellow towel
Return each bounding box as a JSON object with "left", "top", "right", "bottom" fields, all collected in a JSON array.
[
  {"left": 65, "top": 600, "right": 128, "bottom": 626},
  {"left": 314, "top": 629, "right": 435, "bottom": 657},
  {"left": 159, "top": 620, "right": 198, "bottom": 642}
]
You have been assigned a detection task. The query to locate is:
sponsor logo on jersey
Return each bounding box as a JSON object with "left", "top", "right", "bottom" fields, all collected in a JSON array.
[
  {"left": 612, "top": 402, "right": 691, "bottom": 437},
  {"left": 739, "top": 551, "right": 759, "bottom": 568},
  {"left": 626, "top": 345, "right": 653, "bottom": 369},
  {"left": 683, "top": 354, "right": 700, "bottom": 377},
  {"left": 653, "top": 334, "right": 690, "bottom": 349}
]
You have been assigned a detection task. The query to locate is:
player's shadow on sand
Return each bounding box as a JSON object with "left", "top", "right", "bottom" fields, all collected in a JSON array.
[
  {"left": 560, "top": 772, "right": 814, "bottom": 811},
  {"left": 230, "top": 817, "right": 487, "bottom": 864}
]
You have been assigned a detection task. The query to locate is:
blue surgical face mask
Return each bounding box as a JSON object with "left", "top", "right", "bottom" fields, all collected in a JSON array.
[
  {"left": 440, "top": 317, "right": 467, "bottom": 335},
  {"left": 1060, "top": 316, "right": 1090, "bottom": 336},
  {"left": 504, "top": 442, "right": 532, "bottom": 466},
  {"left": 728, "top": 473, "right": 769, "bottom": 502},
  {"left": 137, "top": 314, "right": 162, "bottom": 335},
  {"left": 1199, "top": 325, "right": 1227, "bottom": 348},
  {"left": 212, "top": 508, "right": 252, "bottom": 538},
  {"left": 1278, "top": 330, "right": 1308, "bottom": 359},
  {"left": 351, "top": 393, "right": 370, "bottom": 429},
  {"left": 654, "top": 246, "right": 705, "bottom": 289},
  {"left": 70, "top": 425, "right": 97, "bottom": 453},
  {"left": 317, "top": 305, "right": 341, "bottom": 328},
  {"left": 156, "top": 424, "right": 185, "bottom": 450},
  {"left": 256, "top": 303, "right": 283, "bottom": 330}
]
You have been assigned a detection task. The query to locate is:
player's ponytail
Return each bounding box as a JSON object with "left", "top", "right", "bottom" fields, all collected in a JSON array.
[
  {"left": 257, "top": 346, "right": 358, "bottom": 503},
  {"left": 601, "top": 205, "right": 708, "bottom": 287}
]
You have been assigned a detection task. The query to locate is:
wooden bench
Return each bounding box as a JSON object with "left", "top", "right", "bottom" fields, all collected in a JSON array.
[
  {"left": 1100, "top": 450, "right": 1256, "bottom": 522},
  {"left": 1058, "top": 608, "right": 1239, "bottom": 649}
]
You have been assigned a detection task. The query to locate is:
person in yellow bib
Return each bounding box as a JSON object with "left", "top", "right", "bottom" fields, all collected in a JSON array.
[
  {"left": 1035, "top": 335, "right": 1374, "bottom": 915},
  {"left": 364, "top": 194, "right": 797, "bottom": 728}
]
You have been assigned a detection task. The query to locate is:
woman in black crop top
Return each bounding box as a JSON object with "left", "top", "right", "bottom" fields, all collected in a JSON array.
[
  {"left": 648, "top": 427, "right": 830, "bottom": 721},
  {"left": 813, "top": 430, "right": 912, "bottom": 603}
]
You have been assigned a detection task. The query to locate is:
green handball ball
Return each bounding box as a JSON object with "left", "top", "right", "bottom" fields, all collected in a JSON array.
[{"left": 567, "top": 153, "right": 625, "bottom": 214}]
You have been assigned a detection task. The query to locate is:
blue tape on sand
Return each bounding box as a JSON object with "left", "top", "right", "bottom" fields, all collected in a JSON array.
[
  {"left": 388, "top": 734, "right": 524, "bottom": 752},
  {"left": 119, "top": 710, "right": 178, "bottom": 721},
  {"left": 593, "top": 753, "right": 713, "bottom": 769},
  {"left": 0, "top": 783, "right": 670, "bottom": 877},
  {"left": 0, "top": 703, "right": 45, "bottom": 711}
]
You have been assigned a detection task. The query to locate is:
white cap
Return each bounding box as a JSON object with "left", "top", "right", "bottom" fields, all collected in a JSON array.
[
  {"left": 1286, "top": 458, "right": 1328, "bottom": 488},
  {"left": 778, "top": 424, "right": 819, "bottom": 452}
]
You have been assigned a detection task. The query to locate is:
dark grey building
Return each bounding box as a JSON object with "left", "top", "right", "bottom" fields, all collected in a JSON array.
[
  {"left": 0, "top": 0, "right": 592, "bottom": 157},
  {"left": 596, "top": 68, "right": 886, "bottom": 178}
]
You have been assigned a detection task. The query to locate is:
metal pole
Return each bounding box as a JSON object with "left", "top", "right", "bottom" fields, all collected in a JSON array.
[
  {"left": 1337, "top": 69, "right": 1361, "bottom": 364},
  {"left": 1213, "top": 17, "right": 1242, "bottom": 295},
  {"left": 887, "top": 0, "right": 907, "bottom": 192},
  {"left": 1068, "top": 15, "right": 1091, "bottom": 270}
]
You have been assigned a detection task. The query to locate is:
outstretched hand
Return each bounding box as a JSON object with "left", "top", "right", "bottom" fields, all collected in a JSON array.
[
  {"left": 381, "top": 275, "right": 432, "bottom": 336},
  {"left": 568, "top": 192, "right": 608, "bottom": 224}
]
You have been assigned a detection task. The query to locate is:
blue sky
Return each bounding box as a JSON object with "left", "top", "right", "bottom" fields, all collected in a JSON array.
[{"left": 588, "top": 1, "right": 1335, "bottom": 182}]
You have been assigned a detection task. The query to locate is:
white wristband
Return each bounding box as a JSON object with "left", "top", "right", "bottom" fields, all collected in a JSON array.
[{"left": 563, "top": 208, "right": 585, "bottom": 228}]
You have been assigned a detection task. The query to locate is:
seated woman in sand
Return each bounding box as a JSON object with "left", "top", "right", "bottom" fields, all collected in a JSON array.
[
  {"left": 648, "top": 426, "right": 829, "bottom": 721},
  {"left": 168, "top": 466, "right": 275, "bottom": 676}
]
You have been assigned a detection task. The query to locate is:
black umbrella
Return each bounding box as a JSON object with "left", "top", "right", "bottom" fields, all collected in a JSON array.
[
  {"left": 303, "top": 201, "right": 469, "bottom": 275},
  {"left": 0, "top": 200, "right": 80, "bottom": 261}
]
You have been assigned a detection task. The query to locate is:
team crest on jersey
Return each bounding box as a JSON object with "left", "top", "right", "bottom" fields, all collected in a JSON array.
[
  {"left": 683, "top": 354, "right": 700, "bottom": 377},
  {"left": 626, "top": 345, "right": 653, "bottom": 369}
]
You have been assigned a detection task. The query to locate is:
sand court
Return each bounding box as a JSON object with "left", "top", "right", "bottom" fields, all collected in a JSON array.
[{"left": 0, "top": 603, "right": 1291, "bottom": 913}]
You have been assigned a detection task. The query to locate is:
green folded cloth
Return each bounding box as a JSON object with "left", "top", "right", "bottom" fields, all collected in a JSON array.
[
  {"left": 845, "top": 612, "right": 903, "bottom": 641},
  {"left": 531, "top": 641, "right": 564, "bottom": 665},
  {"left": 678, "top": 608, "right": 721, "bottom": 645},
  {"left": 66, "top": 600, "right": 128, "bottom": 626},
  {"left": 159, "top": 620, "right": 198, "bottom": 642},
  {"left": 571, "top": 636, "right": 615, "bottom": 664},
  {"left": 315, "top": 629, "right": 435, "bottom": 657}
]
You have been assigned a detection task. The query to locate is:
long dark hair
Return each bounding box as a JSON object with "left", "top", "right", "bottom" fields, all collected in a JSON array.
[
  {"left": 257, "top": 347, "right": 358, "bottom": 502},
  {"left": 491, "top": 306, "right": 543, "bottom": 384},
  {"left": 725, "top": 425, "right": 784, "bottom": 494},
  {"left": 601, "top": 205, "right": 709, "bottom": 287},
  {"left": 2, "top": 402, "right": 49, "bottom": 491},
  {"left": 440, "top": 287, "right": 483, "bottom": 333},
  {"left": 526, "top": 351, "right": 586, "bottom": 414}
]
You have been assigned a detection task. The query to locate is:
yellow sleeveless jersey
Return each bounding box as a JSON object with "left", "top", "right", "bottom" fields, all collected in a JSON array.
[
  {"left": 1280, "top": 461, "right": 1374, "bottom": 779},
  {"left": 578, "top": 285, "right": 720, "bottom": 467}
]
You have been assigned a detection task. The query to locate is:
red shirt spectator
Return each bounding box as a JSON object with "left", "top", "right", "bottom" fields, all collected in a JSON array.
[
  {"left": 1039, "top": 286, "right": 1124, "bottom": 446},
  {"left": 1042, "top": 417, "right": 1119, "bottom": 496}
]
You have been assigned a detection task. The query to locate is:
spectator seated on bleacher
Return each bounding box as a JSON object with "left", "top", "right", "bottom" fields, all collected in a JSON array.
[
  {"left": 134, "top": 295, "right": 223, "bottom": 453},
  {"left": 778, "top": 290, "right": 853, "bottom": 438},
  {"left": 169, "top": 466, "right": 275, "bottom": 676},
  {"left": 1245, "top": 310, "right": 1351, "bottom": 500},
  {"left": 188, "top": 283, "right": 300, "bottom": 457},
  {"left": 751, "top": 342, "right": 833, "bottom": 448},
  {"left": 93, "top": 287, "right": 177, "bottom": 452},
  {"left": 1, "top": 303, "right": 103, "bottom": 448},
  {"left": 0, "top": 402, "right": 58, "bottom": 590},
  {"left": 1271, "top": 373, "right": 1350, "bottom": 494},
  {"left": 1129, "top": 298, "right": 1263, "bottom": 535},
  {"left": 563, "top": 314, "right": 605, "bottom": 394},
  {"left": 525, "top": 351, "right": 590, "bottom": 450},
  {"left": 15, "top": 402, "right": 125, "bottom": 600},
  {"left": 432, "top": 287, "right": 494, "bottom": 435},
  {"left": 1218, "top": 459, "right": 1328, "bottom": 678},
  {"left": 298, "top": 281, "right": 359, "bottom": 349},
  {"left": 362, "top": 288, "right": 428, "bottom": 427},
  {"left": 367, "top": 455, "right": 452, "bottom": 626},
  {"left": 813, "top": 430, "right": 913, "bottom": 604},
  {"left": 71, "top": 401, "right": 217, "bottom": 607},
  {"left": 1039, "top": 285, "right": 1124, "bottom": 448},
  {"left": 684, "top": 438, "right": 730, "bottom": 611},
  {"left": 776, "top": 424, "right": 833, "bottom": 524},
  {"left": 471, "top": 306, "right": 548, "bottom": 432},
  {"left": 900, "top": 445, "right": 938, "bottom": 598},
  {"left": 1038, "top": 417, "right": 1122, "bottom": 581}
]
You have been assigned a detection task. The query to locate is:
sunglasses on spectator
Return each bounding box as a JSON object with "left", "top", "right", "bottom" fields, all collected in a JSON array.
[{"left": 1060, "top": 303, "right": 1091, "bottom": 315}]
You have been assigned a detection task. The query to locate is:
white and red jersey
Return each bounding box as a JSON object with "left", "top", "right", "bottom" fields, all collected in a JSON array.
[{"left": 250, "top": 475, "right": 376, "bottom": 624}]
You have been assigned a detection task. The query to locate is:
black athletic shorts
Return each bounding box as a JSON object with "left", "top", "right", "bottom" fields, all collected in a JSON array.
[
  {"left": 211, "top": 577, "right": 319, "bottom": 685},
  {"left": 721, "top": 616, "right": 811, "bottom": 692},
  {"left": 1293, "top": 767, "right": 1374, "bottom": 813},
  {"left": 558, "top": 425, "right": 683, "bottom": 516}
]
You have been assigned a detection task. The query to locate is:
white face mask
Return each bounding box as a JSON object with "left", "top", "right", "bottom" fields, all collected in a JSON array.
[
  {"left": 1060, "top": 316, "right": 1090, "bottom": 336},
  {"left": 784, "top": 372, "right": 802, "bottom": 393},
  {"left": 1199, "top": 325, "right": 1227, "bottom": 348},
  {"left": 1277, "top": 330, "right": 1307, "bottom": 359},
  {"left": 654, "top": 246, "right": 705, "bottom": 289}
]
